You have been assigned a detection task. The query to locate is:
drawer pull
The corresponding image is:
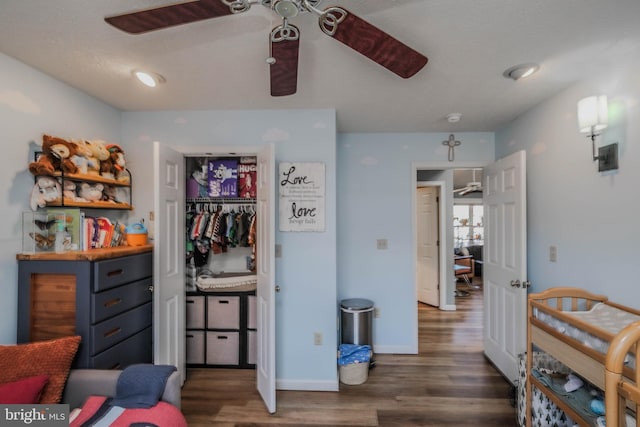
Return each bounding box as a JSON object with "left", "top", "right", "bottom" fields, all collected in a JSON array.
[
  {"left": 104, "top": 298, "right": 122, "bottom": 308},
  {"left": 107, "top": 269, "right": 124, "bottom": 277},
  {"left": 218, "top": 300, "right": 230, "bottom": 304},
  {"left": 186, "top": 334, "right": 195, "bottom": 338},
  {"left": 104, "top": 327, "right": 122, "bottom": 338},
  {"left": 186, "top": 300, "right": 195, "bottom": 304},
  {"left": 109, "top": 363, "right": 122, "bottom": 370},
  {"left": 216, "top": 336, "right": 229, "bottom": 340}
]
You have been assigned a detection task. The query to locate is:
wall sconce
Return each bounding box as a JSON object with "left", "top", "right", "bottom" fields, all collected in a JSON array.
[{"left": 577, "top": 95, "right": 618, "bottom": 172}]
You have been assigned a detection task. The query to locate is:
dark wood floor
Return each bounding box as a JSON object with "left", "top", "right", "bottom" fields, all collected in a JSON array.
[{"left": 181, "top": 279, "right": 517, "bottom": 426}]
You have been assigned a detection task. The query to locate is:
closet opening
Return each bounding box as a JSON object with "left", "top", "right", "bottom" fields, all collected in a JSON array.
[{"left": 185, "top": 155, "right": 259, "bottom": 370}]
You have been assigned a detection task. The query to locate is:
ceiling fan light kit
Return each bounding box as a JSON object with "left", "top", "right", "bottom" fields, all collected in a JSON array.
[{"left": 106, "top": 0, "right": 428, "bottom": 96}]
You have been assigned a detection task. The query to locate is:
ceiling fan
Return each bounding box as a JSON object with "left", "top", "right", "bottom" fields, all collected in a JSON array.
[
  {"left": 104, "top": 0, "right": 428, "bottom": 97},
  {"left": 454, "top": 169, "right": 483, "bottom": 196}
]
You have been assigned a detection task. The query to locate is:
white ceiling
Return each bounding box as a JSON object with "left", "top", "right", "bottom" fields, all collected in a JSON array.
[{"left": 2, "top": 0, "right": 640, "bottom": 133}]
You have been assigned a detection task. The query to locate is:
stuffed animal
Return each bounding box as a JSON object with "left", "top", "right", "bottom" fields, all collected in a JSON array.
[
  {"left": 29, "top": 176, "right": 61, "bottom": 210},
  {"left": 28, "top": 134, "right": 78, "bottom": 176},
  {"left": 60, "top": 179, "right": 86, "bottom": 203},
  {"left": 78, "top": 182, "right": 104, "bottom": 202},
  {"left": 106, "top": 144, "right": 129, "bottom": 183},
  {"left": 69, "top": 139, "right": 95, "bottom": 175},
  {"left": 84, "top": 139, "right": 110, "bottom": 176}
]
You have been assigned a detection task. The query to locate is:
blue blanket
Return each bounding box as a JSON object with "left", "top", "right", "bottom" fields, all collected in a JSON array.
[{"left": 110, "top": 364, "right": 176, "bottom": 409}]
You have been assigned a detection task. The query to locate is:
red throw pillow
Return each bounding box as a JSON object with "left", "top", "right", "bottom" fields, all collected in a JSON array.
[
  {"left": 0, "top": 375, "right": 49, "bottom": 404},
  {"left": 0, "top": 336, "right": 81, "bottom": 404}
]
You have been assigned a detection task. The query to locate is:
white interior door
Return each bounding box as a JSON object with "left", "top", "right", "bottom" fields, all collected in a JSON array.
[
  {"left": 256, "top": 143, "right": 276, "bottom": 413},
  {"left": 416, "top": 186, "right": 439, "bottom": 306},
  {"left": 153, "top": 142, "right": 186, "bottom": 382},
  {"left": 482, "top": 150, "right": 527, "bottom": 383}
]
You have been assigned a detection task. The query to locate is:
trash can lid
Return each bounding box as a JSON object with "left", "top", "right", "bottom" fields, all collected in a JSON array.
[{"left": 340, "top": 298, "right": 374, "bottom": 311}]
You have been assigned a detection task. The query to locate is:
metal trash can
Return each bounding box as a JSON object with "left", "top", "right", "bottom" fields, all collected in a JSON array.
[{"left": 340, "top": 298, "right": 374, "bottom": 348}]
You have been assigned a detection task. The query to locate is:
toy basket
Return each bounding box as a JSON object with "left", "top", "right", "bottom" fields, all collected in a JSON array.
[{"left": 339, "top": 361, "right": 369, "bottom": 385}]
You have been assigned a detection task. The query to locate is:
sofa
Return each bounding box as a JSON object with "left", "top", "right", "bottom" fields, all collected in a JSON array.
[
  {"left": 63, "top": 369, "right": 181, "bottom": 410},
  {"left": 0, "top": 335, "right": 185, "bottom": 426}
]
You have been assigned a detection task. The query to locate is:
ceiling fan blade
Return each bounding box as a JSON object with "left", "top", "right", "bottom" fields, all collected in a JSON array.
[
  {"left": 318, "top": 7, "right": 427, "bottom": 79},
  {"left": 105, "top": 0, "right": 242, "bottom": 34},
  {"left": 269, "top": 24, "right": 300, "bottom": 97}
]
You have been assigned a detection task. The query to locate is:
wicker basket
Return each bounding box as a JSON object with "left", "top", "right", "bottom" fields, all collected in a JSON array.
[{"left": 339, "top": 362, "right": 369, "bottom": 385}]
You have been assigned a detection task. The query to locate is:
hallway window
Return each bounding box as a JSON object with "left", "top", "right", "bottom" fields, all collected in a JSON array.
[{"left": 453, "top": 204, "right": 483, "bottom": 248}]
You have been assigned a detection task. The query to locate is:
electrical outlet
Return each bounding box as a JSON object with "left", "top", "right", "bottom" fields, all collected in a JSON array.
[
  {"left": 275, "top": 244, "right": 282, "bottom": 258},
  {"left": 374, "top": 307, "right": 381, "bottom": 318},
  {"left": 313, "top": 332, "right": 322, "bottom": 346},
  {"left": 549, "top": 246, "right": 557, "bottom": 262},
  {"left": 376, "top": 239, "right": 388, "bottom": 250}
]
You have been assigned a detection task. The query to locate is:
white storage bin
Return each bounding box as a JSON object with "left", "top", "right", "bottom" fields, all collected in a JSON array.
[
  {"left": 186, "top": 296, "right": 205, "bottom": 329},
  {"left": 247, "top": 330, "right": 257, "bottom": 365},
  {"left": 207, "top": 296, "right": 240, "bottom": 329},
  {"left": 247, "top": 295, "right": 257, "bottom": 330},
  {"left": 206, "top": 331, "right": 239, "bottom": 365},
  {"left": 186, "top": 330, "right": 205, "bottom": 364}
]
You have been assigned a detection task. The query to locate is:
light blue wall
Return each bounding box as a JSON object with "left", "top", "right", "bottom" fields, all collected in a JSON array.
[
  {"left": 337, "top": 133, "right": 494, "bottom": 353},
  {"left": 0, "top": 53, "right": 121, "bottom": 343},
  {"left": 120, "top": 110, "right": 338, "bottom": 388},
  {"left": 495, "top": 62, "right": 640, "bottom": 306}
]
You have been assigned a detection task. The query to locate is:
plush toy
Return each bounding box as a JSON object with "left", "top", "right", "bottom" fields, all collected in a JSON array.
[
  {"left": 29, "top": 176, "right": 61, "bottom": 210},
  {"left": 29, "top": 134, "right": 78, "bottom": 176},
  {"left": 78, "top": 182, "right": 104, "bottom": 202},
  {"left": 69, "top": 139, "right": 95, "bottom": 175},
  {"left": 84, "top": 139, "right": 110, "bottom": 176},
  {"left": 106, "top": 144, "right": 129, "bottom": 183},
  {"left": 60, "top": 179, "right": 86, "bottom": 203}
]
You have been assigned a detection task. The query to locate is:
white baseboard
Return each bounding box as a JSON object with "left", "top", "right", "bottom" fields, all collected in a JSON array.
[
  {"left": 440, "top": 304, "right": 457, "bottom": 311},
  {"left": 277, "top": 378, "right": 339, "bottom": 392},
  {"left": 373, "top": 344, "right": 417, "bottom": 354}
]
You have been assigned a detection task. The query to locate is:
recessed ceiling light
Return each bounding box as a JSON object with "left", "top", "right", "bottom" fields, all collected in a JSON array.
[
  {"left": 132, "top": 70, "right": 166, "bottom": 87},
  {"left": 447, "top": 113, "right": 462, "bottom": 123},
  {"left": 503, "top": 63, "right": 540, "bottom": 81}
]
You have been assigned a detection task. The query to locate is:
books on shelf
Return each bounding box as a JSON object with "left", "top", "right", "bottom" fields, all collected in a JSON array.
[{"left": 45, "top": 208, "right": 126, "bottom": 251}]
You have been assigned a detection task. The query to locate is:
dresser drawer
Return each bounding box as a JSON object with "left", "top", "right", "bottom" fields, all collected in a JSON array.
[
  {"left": 206, "top": 331, "right": 239, "bottom": 365},
  {"left": 93, "top": 252, "right": 152, "bottom": 292},
  {"left": 186, "top": 296, "right": 205, "bottom": 329},
  {"left": 207, "top": 296, "right": 239, "bottom": 329},
  {"left": 91, "top": 327, "right": 152, "bottom": 370},
  {"left": 92, "top": 278, "right": 152, "bottom": 323},
  {"left": 89, "top": 302, "right": 152, "bottom": 355}
]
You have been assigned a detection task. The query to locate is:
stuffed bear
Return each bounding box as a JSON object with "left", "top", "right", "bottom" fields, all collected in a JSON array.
[
  {"left": 29, "top": 175, "right": 61, "bottom": 210},
  {"left": 78, "top": 182, "right": 104, "bottom": 202},
  {"left": 84, "top": 139, "right": 110, "bottom": 176},
  {"left": 29, "top": 134, "right": 78, "bottom": 176}
]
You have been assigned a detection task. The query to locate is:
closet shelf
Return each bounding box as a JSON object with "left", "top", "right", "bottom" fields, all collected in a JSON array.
[{"left": 187, "top": 197, "right": 256, "bottom": 204}]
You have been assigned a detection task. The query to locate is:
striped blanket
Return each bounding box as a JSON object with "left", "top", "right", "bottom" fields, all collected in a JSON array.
[{"left": 70, "top": 396, "right": 187, "bottom": 427}]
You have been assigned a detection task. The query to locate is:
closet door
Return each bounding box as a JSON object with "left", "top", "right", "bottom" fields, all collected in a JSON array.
[
  {"left": 153, "top": 142, "right": 186, "bottom": 383},
  {"left": 256, "top": 143, "right": 276, "bottom": 413}
]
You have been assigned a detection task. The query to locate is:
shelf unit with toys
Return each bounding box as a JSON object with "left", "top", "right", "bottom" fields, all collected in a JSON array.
[{"left": 43, "top": 170, "right": 133, "bottom": 210}]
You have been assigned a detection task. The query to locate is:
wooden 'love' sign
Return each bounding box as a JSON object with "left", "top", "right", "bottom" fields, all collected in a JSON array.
[{"left": 278, "top": 162, "right": 325, "bottom": 232}]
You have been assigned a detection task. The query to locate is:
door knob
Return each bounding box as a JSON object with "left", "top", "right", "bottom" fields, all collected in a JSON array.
[
  {"left": 510, "top": 280, "right": 521, "bottom": 288},
  {"left": 275, "top": 285, "right": 281, "bottom": 292}
]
